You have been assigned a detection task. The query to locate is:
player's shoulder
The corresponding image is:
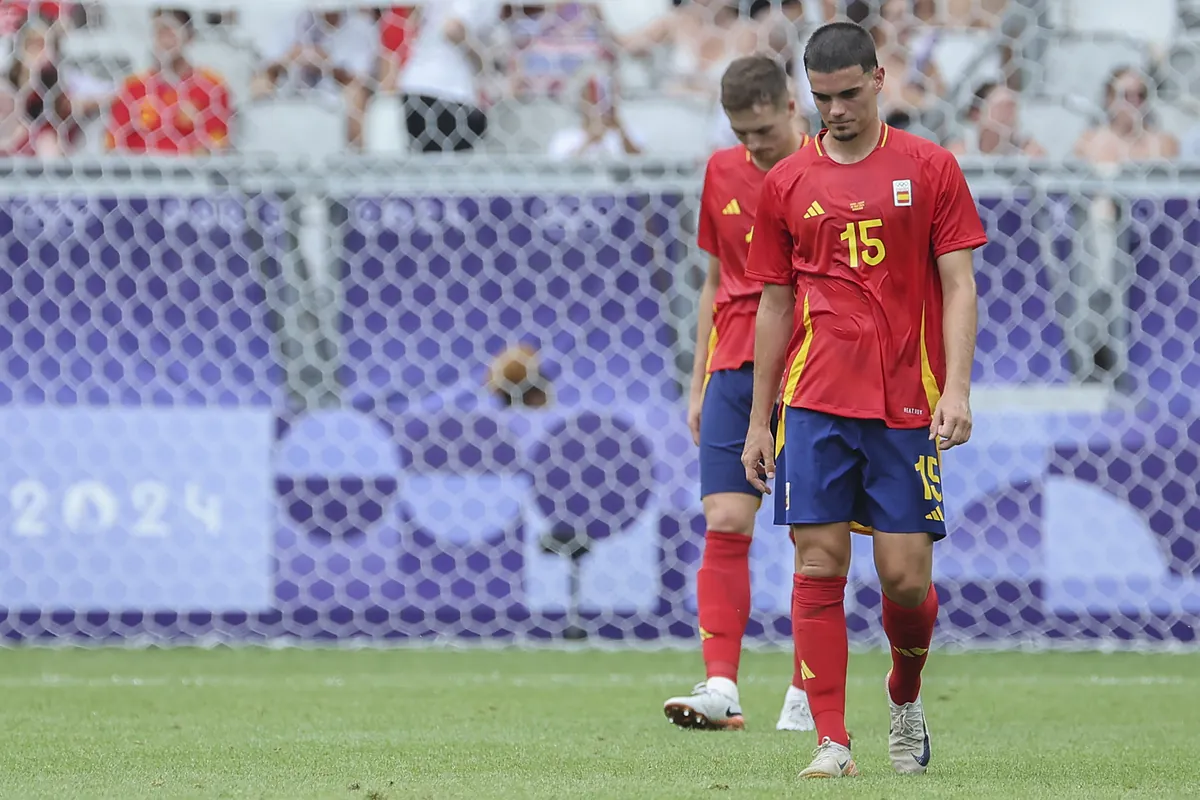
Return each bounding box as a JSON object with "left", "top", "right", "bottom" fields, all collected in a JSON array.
[{"left": 884, "top": 126, "right": 959, "bottom": 172}]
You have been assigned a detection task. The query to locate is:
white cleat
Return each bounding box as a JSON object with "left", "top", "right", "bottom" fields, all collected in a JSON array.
[
  {"left": 776, "top": 685, "right": 815, "bottom": 731},
  {"left": 887, "top": 673, "right": 932, "bottom": 775},
  {"left": 663, "top": 678, "right": 745, "bottom": 731},
  {"left": 797, "top": 736, "right": 858, "bottom": 779}
]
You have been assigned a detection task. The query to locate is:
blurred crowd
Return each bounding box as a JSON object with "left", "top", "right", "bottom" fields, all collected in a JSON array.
[{"left": 0, "top": 0, "right": 1192, "bottom": 163}]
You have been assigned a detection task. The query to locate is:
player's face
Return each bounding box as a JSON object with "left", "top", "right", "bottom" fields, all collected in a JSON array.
[
  {"left": 808, "top": 66, "right": 884, "bottom": 142},
  {"left": 725, "top": 100, "right": 798, "bottom": 167},
  {"left": 153, "top": 15, "right": 187, "bottom": 63}
]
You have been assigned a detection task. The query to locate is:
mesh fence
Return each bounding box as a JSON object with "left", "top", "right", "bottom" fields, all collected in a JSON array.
[{"left": 0, "top": 1, "right": 1199, "bottom": 647}]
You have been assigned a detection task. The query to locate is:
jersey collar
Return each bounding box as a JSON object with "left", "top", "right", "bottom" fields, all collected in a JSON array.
[{"left": 813, "top": 123, "right": 890, "bottom": 160}]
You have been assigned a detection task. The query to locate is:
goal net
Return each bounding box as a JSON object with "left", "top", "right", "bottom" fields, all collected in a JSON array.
[{"left": 0, "top": 0, "right": 1198, "bottom": 649}]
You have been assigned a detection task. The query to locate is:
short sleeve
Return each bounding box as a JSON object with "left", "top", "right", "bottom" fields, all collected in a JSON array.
[
  {"left": 696, "top": 157, "right": 720, "bottom": 257},
  {"left": 931, "top": 151, "right": 988, "bottom": 258},
  {"left": 744, "top": 171, "right": 794, "bottom": 285}
]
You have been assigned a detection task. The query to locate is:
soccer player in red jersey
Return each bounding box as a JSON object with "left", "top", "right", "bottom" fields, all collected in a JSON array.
[
  {"left": 741, "top": 22, "right": 987, "bottom": 778},
  {"left": 662, "top": 56, "right": 815, "bottom": 733},
  {"left": 107, "top": 8, "right": 231, "bottom": 155}
]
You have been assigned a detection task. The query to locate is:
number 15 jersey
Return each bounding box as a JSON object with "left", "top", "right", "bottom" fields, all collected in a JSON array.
[{"left": 745, "top": 124, "right": 988, "bottom": 429}]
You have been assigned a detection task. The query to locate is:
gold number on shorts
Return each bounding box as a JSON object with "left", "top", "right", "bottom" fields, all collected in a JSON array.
[{"left": 914, "top": 455, "right": 943, "bottom": 503}]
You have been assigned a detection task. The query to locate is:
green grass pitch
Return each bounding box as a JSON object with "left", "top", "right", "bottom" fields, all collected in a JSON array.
[{"left": 2, "top": 646, "right": 1198, "bottom": 799}]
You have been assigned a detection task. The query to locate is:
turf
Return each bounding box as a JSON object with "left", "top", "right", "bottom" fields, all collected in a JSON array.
[{"left": 1, "top": 647, "right": 1198, "bottom": 799}]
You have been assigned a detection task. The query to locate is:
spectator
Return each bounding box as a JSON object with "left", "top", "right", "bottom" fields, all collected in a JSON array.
[
  {"left": 618, "top": 0, "right": 757, "bottom": 101},
  {"left": 106, "top": 8, "right": 231, "bottom": 154},
  {"left": 252, "top": 10, "right": 378, "bottom": 151},
  {"left": 377, "top": 6, "right": 417, "bottom": 94},
  {"left": 547, "top": 70, "right": 644, "bottom": 160},
  {"left": 1073, "top": 66, "right": 1179, "bottom": 163},
  {"left": 0, "top": 15, "right": 77, "bottom": 156},
  {"left": 847, "top": 0, "right": 945, "bottom": 132},
  {"left": 946, "top": 81, "right": 1045, "bottom": 157},
  {"left": 400, "top": 0, "right": 503, "bottom": 153},
  {"left": 0, "top": 1, "right": 71, "bottom": 37},
  {"left": 504, "top": 2, "right": 611, "bottom": 101}
]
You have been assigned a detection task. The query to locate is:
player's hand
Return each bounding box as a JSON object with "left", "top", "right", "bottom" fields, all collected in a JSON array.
[
  {"left": 930, "top": 389, "right": 972, "bottom": 450},
  {"left": 741, "top": 423, "right": 776, "bottom": 494},
  {"left": 686, "top": 389, "right": 703, "bottom": 446}
]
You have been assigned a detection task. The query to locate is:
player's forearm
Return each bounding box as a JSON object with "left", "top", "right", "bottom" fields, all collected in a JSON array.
[
  {"left": 749, "top": 284, "right": 794, "bottom": 427},
  {"left": 941, "top": 272, "right": 978, "bottom": 396},
  {"left": 689, "top": 278, "right": 718, "bottom": 397}
]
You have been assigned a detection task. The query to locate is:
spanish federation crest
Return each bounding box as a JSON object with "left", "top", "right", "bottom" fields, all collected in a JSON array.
[{"left": 893, "top": 179, "right": 912, "bottom": 207}]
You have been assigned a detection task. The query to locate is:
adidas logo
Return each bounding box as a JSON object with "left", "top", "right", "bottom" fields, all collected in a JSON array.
[
  {"left": 800, "top": 660, "right": 816, "bottom": 680},
  {"left": 925, "top": 508, "right": 945, "bottom": 522},
  {"left": 722, "top": 199, "right": 741, "bottom": 216},
  {"left": 803, "top": 201, "right": 826, "bottom": 219}
]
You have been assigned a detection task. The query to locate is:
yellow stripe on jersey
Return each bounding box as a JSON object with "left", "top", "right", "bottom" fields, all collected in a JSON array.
[
  {"left": 702, "top": 312, "right": 718, "bottom": 395},
  {"left": 879, "top": 123, "right": 890, "bottom": 149},
  {"left": 813, "top": 135, "right": 824, "bottom": 158},
  {"left": 918, "top": 306, "right": 942, "bottom": 415},
  {"left": 781, "top": 293, "right": 814, "bottom": 408}
]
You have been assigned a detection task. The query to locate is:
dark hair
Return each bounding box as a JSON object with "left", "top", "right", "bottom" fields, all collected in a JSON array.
[
  {"left": 1103, "top": 65, "right": 1147, "bottom": 104},
  {"left": 965, "top": 80, "right": 998, "bottom": 119},
  {"left": 720, "top": 55, "right": 790, "bottom": 113},
  {"left": 153, "top": 7, "right": 193, "bottom": 30},
  {"left": 803, "top": 21, "right": 878, "bottom": 75}
]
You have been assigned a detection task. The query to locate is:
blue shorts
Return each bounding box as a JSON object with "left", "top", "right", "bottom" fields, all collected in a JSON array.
[
  {"left": 699, "top": 365, "right": 774, "bottom": 499},
  {"left": 774, "top": 407, "right": 947, "bottom": 539}
]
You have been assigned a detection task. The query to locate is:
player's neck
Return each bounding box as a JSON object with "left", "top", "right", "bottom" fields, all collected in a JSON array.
[
  {"left": 156, "top": 56, "right": 192, "bottom": 80},
  {"left": 821, "top": 118, "right": 883, "bottom": 165}
]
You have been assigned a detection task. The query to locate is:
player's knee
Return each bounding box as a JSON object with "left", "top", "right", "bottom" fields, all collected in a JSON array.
[
  {"left": 703, "top": 494, "right": 758, "bottom": 536},
  {"left": 792, "top": 529, "right": 851, "bottom": 577},
  {"left": 878, "top": 571, "right": 931, "bottom": 608}
]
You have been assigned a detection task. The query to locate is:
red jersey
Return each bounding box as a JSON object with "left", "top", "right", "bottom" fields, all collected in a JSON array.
[
  {"left": 697, "top": 138, "right": 810, "bottom": 373},
  {"left": 745, "top": 124, "right": 987, "bottom": 428},
  {"left": 106, "top": 67, "right": 231, "bottom": 155}
]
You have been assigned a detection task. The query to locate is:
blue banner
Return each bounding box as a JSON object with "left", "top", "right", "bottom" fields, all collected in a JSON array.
[
  {"left": 0, "top": 190, "right": 1198, "bottom": 645},
  {"left": 0, "top": 408, "right": 274, "bottom": 610}
]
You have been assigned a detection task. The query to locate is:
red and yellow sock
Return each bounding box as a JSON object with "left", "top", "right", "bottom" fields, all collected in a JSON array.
[
  {"left": 696, "top": 531, "right": 752, "bottom": 681},
  {"left": 792, "top": 574, "right": 849, "bottom": 746},
  {"left": 883, "top": 583, "right": 939, "bottom": 705}
]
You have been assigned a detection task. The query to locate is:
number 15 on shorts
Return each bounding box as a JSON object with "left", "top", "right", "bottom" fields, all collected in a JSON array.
[{"left": 915, "top": 454, "right": 944, "bottom": 521}]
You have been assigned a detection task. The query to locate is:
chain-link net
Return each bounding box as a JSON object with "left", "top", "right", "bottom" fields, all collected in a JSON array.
[{"left": 1, "top": 1, "right": 1199, "bottom": 648}]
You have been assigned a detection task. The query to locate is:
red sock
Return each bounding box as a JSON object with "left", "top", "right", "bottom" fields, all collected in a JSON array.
[
  {"left": 791, "top": 635, "right": 806, "bottom": 690},
  {"left": 792, "top": 574, "right": 849, "bottom": 746},
  {"left": 883, "top": 584, "right": 939, "bottom": 705},
  {"left": 788, "top": 534, "right": 805, "bottom": 690},
  {"left": 697, "top": 531, "right": 752, "bottom": 681},
  {"left": 791, "top": 578, "right": 806, "bottom": 690}
]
